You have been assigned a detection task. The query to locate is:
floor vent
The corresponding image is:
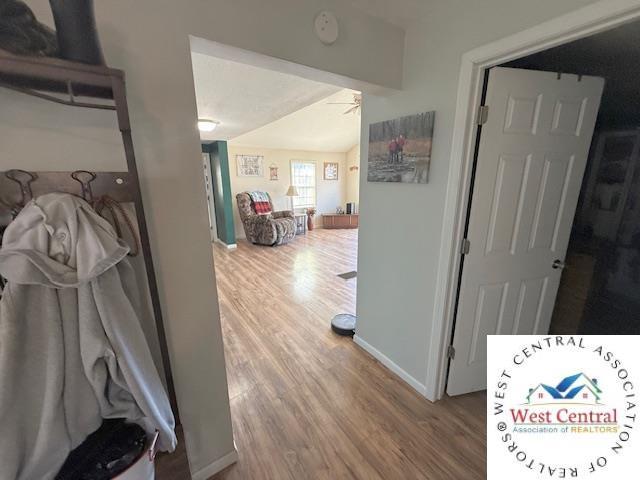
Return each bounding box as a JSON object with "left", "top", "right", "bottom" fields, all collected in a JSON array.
[{"left": 338, "top": 271, "right": 357, "bottom": 280}]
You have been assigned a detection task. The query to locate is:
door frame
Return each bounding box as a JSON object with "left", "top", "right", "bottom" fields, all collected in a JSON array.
[{"left": 426, "top": 0, "right": 640, "bottom": 401}]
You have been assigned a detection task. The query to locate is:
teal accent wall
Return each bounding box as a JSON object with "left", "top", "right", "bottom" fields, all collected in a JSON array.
[{"left": 202, "top": 141, "right": 236, "bottom": 246}]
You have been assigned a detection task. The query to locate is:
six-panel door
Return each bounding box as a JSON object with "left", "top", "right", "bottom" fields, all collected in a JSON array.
[{"left": 447, "top": 67, "right": 604, "bottom": 396}]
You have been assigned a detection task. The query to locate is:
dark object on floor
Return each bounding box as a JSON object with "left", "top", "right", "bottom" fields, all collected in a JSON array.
[
  {"left": 56, "top": 419, "right": 147, "bottom": 480},
  {"left": 338, "top": 270, "right": 357, "bottom": 280},
  {"left": 331, "top": 313, "right": 356, "bottom": 336},
  {"left": 0, "top": 0, "right": 58, "bottom": 56},
  {"left": 49, "top": 0, "right": 104, "bottom": 64}
]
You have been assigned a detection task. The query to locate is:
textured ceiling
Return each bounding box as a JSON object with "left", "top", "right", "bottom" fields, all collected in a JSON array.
[
  {"left": 191, "top": 52, "right": 341, "bottom": 141},
  {"left": 230, "top": 89, "right": 361, "bottom": 153}
]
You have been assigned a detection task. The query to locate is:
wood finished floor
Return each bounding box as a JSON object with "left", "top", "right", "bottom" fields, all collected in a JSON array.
[{"left": 156, "top": 229, "right": 486, "bottom": 479}]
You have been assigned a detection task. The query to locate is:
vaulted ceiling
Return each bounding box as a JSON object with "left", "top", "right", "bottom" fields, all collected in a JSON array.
[
  {"left": 231, "top": 89, "right": 361, "bottom": 152},
  {"left": 191, "top": 52, "right": 360, "bottom": 152},
  {"left": 191, "top": 52, "right": 341, "bottom": 142}
]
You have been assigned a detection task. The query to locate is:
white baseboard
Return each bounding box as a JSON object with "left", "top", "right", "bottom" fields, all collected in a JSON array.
[
  {"left": 191, "top": 447, "right": 238, "bottom": 480},
  {"left": 353, "top": 335, "right": 428, "bottom": 397},
  {"left": 215, "top": 239, "right": 237, "bottom": 250}
]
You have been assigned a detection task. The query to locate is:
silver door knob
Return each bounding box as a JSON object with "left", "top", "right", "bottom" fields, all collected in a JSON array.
[{"left": 552, "top": 259, "right": 566, "bottom": 270}]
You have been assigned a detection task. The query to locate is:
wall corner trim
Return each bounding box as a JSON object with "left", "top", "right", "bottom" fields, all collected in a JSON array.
[
  {"left": 353, "top": 335, "right": 430, "bottom": 399},
  {"left": 191, "top": 447, "right": 239, "bottom": 480}
]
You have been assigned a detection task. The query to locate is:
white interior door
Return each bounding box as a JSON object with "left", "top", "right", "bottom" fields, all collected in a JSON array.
[{"left": 447, "top": 67, "right": 604, "bottom": 396}]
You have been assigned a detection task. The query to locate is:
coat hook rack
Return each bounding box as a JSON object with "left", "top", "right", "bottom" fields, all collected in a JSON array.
[
  {"left": 71, "top": 170, "right": 97, "bottom": 204},
  {"left": 5, "top": 169, "right": 37, "bottom": 207},
  {"left": 0, "top": 48, "right": 178, "bottom": 421}
]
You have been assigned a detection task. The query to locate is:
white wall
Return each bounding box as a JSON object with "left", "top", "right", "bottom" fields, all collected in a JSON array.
[
  {"left": 0, "top": 1, "right": 404, "bottom": 477},
  {"left": 345, "top": 143, "right": 360, "bottom": 205},
  {"left": 356, "top": 0, "right": 601, "bottom": 393},
  {"left": 227, "top": 145, "right": 347, "bottom": 236}
]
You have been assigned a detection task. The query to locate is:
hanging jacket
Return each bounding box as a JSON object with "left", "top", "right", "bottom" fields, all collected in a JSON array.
[{"left": 0, "top": 193, "right": 176, "bottom": 480}]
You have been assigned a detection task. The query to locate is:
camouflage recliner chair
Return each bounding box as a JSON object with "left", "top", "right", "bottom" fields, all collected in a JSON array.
[{"left": 236, "top": 192, "right": 296, "bottom": 246}]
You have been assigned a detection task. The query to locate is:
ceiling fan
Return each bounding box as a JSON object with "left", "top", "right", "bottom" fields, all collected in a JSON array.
[{"left": 327, "top": 93, "right": 362, "bottom": 115}]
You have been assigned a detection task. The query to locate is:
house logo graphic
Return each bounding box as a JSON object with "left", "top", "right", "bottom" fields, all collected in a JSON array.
[{"left": 526, "top": 372, "right": 602, "bottom": 405}]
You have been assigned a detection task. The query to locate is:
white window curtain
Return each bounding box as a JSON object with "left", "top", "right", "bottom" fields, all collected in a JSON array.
[{"left": 291, "top": 160, "right": 316, "bottom": 209}]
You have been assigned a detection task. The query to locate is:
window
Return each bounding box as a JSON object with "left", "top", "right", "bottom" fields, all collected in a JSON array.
[
  {"left": 538, "top": 393, "right": 543, "bottom": 399},
  {"left": 291, "top": 160, "right": 316, "bottom": 210}
]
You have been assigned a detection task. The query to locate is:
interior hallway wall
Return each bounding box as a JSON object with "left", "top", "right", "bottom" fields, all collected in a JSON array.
[
  {"left": 0, "top": 1, "right": 404, "bottom": 477},
  {"left": 356, "top": 0, "right": 602, "bottom": 395},
  {"left": 227, "top": 145, "right": 348, "bottom": 236}
]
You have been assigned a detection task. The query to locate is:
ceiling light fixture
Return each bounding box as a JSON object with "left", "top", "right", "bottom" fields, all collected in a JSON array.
[{"left": 197, "top": 119, "right": 219, "bottom": 132}]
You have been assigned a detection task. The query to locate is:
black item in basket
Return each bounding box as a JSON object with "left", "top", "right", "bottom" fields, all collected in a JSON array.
[{"left": 56, "top": 419, "right": 147, "bottom": 480}]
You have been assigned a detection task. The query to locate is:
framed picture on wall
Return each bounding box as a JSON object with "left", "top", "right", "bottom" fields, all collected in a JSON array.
[
  {"left": 237, "top": 154, "right": 264, "bottom": 177},
  {"left": 367, "top": 111, "right": 435, "bottom": 184},
  {"left": 269, "top": 164, "right": 279, "bottom": 181},
  {"left": 324, "top": 162, "right": 338, "bottom": 180}
]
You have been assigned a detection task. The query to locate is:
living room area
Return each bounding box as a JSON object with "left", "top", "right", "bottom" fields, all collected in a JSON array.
[
  {"left": 193, "top": 47, "right": 361, "bottom": 250},
  {"left": 192, "top": 44, "right": 364, "bottom": 462}
]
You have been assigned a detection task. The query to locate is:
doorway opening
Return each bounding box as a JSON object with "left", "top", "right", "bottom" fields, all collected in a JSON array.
[
  {"left": 186, "top": 38, "right": 372, "bottom": 474},
  {"left": 444, "top": 13, "right": 640, "bottom": 396}
]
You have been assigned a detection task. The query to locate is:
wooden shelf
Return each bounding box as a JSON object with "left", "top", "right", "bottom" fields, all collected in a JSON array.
[{"left": 0, "top": 48, "right": 123, "bottom": 102}]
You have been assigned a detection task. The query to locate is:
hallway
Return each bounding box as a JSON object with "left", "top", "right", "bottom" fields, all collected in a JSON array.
[
  {"left": 157, "top": 229, "right": 486, "bottom": 479},
  {"left": 212, "top": 230, "right": 485, "bottom": 479}
]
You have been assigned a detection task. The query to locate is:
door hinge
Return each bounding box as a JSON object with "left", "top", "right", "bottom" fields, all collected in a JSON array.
[
  {"left": 477, "top": 105, "right": 489, "bottom": 125},
  {"left": 461, "top": 238, "right": 471, "bottom": 255},
  {"left": 447, "top": 345, "right": 456, "bottom": 359}
]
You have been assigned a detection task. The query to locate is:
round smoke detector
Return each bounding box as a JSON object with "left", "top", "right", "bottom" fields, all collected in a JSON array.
[{"left": 314, "top": 11, "right": 339, "bottom": 45}]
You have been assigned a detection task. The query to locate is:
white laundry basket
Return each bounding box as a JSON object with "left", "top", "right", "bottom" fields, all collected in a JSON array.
[{"left": 113, "top": 431, "right": 159, "bottom": 480}]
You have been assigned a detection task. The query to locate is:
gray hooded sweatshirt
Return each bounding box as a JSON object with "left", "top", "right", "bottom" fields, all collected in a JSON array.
[{"left": 0, "top": 193, "right": 176, "bottom": 480}]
